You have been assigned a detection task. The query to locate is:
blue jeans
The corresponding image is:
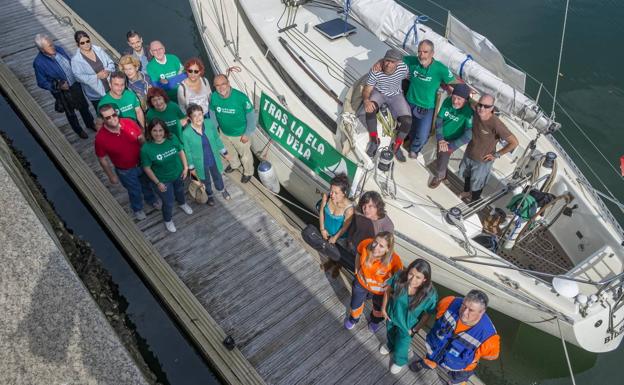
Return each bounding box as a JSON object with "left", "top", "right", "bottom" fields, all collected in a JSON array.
[
  {"left": 408, "top": 103, "right": 435, "bottom": 154},
  {"left": 115, "top": 166, "right": 157, "bottom": 213},
  {"left": 349, "top": 279, "right": 384, "bottom": 323},
  {"left": 155, "top": 176, "right": 186, "bottom": 222},
  {"left": 201, "top": 164, "right": 224, "bottom": 196}
]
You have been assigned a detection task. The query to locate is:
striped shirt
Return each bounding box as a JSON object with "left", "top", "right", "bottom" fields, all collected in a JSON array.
[
  {"left": 55, "top": 52, "right": 75, "bottom": 85},
  {"left": 365, "top": 62, "right": 408, "bottom": 97}
]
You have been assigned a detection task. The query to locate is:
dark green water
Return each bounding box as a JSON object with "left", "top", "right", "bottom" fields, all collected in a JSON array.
[{"left": 63, "top": 0, "right": 623, "bottom": 383}]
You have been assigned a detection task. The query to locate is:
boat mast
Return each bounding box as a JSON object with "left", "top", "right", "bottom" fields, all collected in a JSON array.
[{"left": 550, "top": 0, "right": 570, "bottom": 119}]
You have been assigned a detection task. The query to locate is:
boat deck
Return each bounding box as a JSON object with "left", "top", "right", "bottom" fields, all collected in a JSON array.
[
  {"left": 426, "top": 161, "right": 574, "bottom": 279},
  {"left": 0, "top": 0, "right": 485, "bottom": 383}
]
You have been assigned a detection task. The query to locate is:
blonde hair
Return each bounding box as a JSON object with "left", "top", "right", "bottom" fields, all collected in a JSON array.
[
  {"left": 118, "top": 54, "right": 140, "bottom": 71},
  {"left": 365, "top": 231, "right": 395, "bottom": 266}
]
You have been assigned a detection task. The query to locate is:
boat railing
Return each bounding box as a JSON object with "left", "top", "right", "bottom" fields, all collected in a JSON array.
[
  {"left": 547, "top": 135, "right": 624, "bottom": 237},
  {"left": 395, "top": 0, "right": 624, "bottom": 233}
]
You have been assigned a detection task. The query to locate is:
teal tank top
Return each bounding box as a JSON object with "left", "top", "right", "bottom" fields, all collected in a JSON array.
[{"left": 323, "top": 202, "right": 351, "bottom": 239}]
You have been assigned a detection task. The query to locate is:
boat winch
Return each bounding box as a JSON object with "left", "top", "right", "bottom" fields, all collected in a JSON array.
[{"left": 377, "top": 148, "right": 394, "bottom": 172}]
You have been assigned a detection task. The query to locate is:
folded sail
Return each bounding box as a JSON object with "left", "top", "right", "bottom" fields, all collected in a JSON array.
[
  {"left": 335, "top": 0, "right": 559, "bottom": 134},
  {"left": 446, "top": 14, "right": 526, "bottom": 93}
]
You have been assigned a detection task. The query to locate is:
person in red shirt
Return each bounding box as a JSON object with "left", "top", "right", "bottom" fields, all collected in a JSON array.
[
  {"left": 95, "top": 103, "right": 159, "bottom": 220},
  {"left": 410, "top": 290, "right": 500, "bottom": 385}
]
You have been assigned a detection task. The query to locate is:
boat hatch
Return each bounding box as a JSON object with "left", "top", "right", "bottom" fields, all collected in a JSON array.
[{"left": 314, "top": 18, "right": 357, "bottom": 40}]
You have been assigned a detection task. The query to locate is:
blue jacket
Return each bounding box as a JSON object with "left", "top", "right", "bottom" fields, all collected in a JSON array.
[
  {"left": 70, "top": 44, "right": 115, "bottom": 101},
  {"left": 33, "top": 45, "right": 71, "bottom": 94},
  {"left": 425, "top": 297, "right": 497, "bottom": 371}
]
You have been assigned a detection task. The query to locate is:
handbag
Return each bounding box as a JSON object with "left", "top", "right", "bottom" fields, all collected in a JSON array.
[
  {"left": 188, "top": 179, "right": 208, "bottom": 204},
  {"left": 301, "top": 224, "right": 342, "bottom": 262}
]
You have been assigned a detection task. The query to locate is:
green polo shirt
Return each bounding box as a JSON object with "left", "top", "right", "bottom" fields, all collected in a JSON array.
[
  {"left": 404, "top": 56, "right": 455, "bottom": 109},
  {"left": 98, "top": 89, "right": 141, "bottom": 121},
  {"left": 209, "top": 88, "right": 253, "bottom": 137}
]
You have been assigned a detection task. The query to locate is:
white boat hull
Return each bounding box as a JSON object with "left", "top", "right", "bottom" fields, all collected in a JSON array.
[{"left": 190, "top": 0, "right": 624, "bottom": 352}]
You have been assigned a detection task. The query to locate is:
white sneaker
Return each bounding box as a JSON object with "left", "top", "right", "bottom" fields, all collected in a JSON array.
[
  {"left": 165, "top": 221, "right": 177, "bottom": 233},
  {"left": 134, "top": 210, "right": 146, "bottom": 221},
  {"left": 390, "top": 363, "right": 404, "bottom": 374},
  {"left": 379, "top": 344, "right": 390, "bottom": 355},
  {"left": 179, "top": 203, "right": 193, "bottom": 215}
]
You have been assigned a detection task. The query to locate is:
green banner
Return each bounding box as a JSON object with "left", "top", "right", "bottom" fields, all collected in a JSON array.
[{"left": 258, "top": 92, "right": 357, "bottom": 183}]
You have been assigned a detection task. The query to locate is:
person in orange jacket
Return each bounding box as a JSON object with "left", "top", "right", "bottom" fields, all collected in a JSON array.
[
  {"left": 344, "top": 231, "right": 403, "bottom": 333},
  {"left": 410, "top": 290, "right": 500, "bottom": 385}
]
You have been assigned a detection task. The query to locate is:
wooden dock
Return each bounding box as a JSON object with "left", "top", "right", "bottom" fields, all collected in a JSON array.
[{"left": 0, "top": 0, "right": 484, "bottom": 384}]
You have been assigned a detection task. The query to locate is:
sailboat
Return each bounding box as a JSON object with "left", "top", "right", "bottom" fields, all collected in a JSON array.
[{"left": 190, "top": 0, "right": 624, "bottom": 353}]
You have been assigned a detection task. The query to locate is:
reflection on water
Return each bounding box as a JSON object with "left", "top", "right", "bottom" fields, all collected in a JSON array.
[{"left": 0, "top": 96, "right": 219, "bottom": 385}]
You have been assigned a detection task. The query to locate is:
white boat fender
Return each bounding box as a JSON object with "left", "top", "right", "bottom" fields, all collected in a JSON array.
[{"left": 258, "top": 161, "right": 280, "bottom": 194}]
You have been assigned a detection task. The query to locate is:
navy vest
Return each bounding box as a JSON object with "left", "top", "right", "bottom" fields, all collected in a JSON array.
[{"left": 425, "top": 297, "right": 497, "bottom": 371}]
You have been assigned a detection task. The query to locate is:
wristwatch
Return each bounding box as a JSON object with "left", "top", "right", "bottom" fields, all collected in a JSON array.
[{"left": 493, "top": 151, "right": 501, "bottom": 159}]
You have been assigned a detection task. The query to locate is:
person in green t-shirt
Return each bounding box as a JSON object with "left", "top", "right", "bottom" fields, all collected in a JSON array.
[
  {"left": 403, "top": 40, "right": 458, "bottom": 158},
  {"left": 146, "top": 40, "right": 184, "bottom": 100},
  {"left": 209, "top": 74, "right": 256, "bottom": 183},
  {"left": 141, "top": 118, "right": 193, "bottom": 233},
  {"left": 429, "top": 83, "right": 473, "bottom": 189},
  {"left": 97, "top": 71, "right": 144, "bottom": 127},
  {"left": 380, "top": 259, "right": 438, "bottom": 374},
  {"left": 145, "top": 87, "right": 187, "bottom": 141}
]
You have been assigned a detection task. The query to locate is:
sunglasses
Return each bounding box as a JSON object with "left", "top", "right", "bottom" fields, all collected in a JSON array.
[
  {"left": 187, "top": 69, "right": 200, "bottom": 74},
  {"left": 371, "top": 241, "right": 384, "bottom": 249},
  {"left": 477, "top": 103, "right": 493, "bottom": 109},
  {"left": 102, "top": 112, "right": 118, "bottom": 121},
  {"left": 79, "top": 39, "right": 91, "bottom": 45}
]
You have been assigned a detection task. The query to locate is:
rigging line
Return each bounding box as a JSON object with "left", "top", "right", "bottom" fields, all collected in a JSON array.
[
  {"left": 261, "top": 185, "right": 320, "bottom": 219},
  {"left": 210, "top": 0, "right": 227, "bottom": 43},
  {"left": 551, "top": 0, "right": 571, "bottom": 119},
  {"left": 289, "top": 28, "right": 361, "bottom": 83},
  {"left": 557, "top": 318, "right": 578, "bottom": 385},
  {"left": 423, "top": 0, "right": 452, "bottom": 14},
  {"left": 286, "top": 30, "right": 360, "bottom": 85},
  {"left": 557, "top": 130, "right": 622, "bottom": 203},
  {"left": 276, "top": 4, "right": 288, "bottom": 29},
  {"left": 286, "top": 29, "right": 353, "bottom": 78},
  {"left": 383, "top": 199, "right": 476, "bottom": 246},
  {"left": 555, "top": 101, "right": 623, "bottom": 180},
  {"left": 289, "top": 29, "right": 362, "bottom": 83},
  {"left": 223, "top": 0, "right": 236, "bottom": 49},
  {"left": 282, "top": 33, "right": 353, "bottom": 88},
  {"left": 530, "top": 81, "right": 623, "bottom": 181},
  {"left": 395, "top": 1, "right": 446, "bottom": 29},
  {"left": 307, "top": 1, "right": 341, "bottom": 11},
  {"left": 219, "top": 0, "right": 229, "bottom": 42}
]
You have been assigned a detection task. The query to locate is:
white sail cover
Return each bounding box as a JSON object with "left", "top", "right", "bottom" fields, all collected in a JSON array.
[
  {"left": 446, "top": 14, "right": 526, "bottom": 93},
  {"left": 335, "top": 0, "right": 559, "bottom": 133}
]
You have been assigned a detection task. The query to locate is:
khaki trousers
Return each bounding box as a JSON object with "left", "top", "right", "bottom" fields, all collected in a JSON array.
[{"left": 221, "top": 133, "right": 254, "bottom": 176}]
